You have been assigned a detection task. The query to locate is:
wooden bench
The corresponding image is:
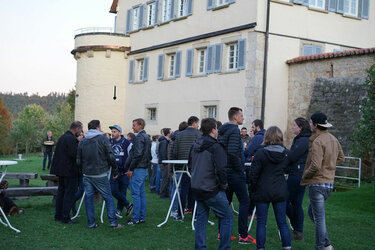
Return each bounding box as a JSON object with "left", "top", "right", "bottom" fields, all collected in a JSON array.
[
  {"left": 40, "top": 174, "right": 59, "bottom": 187},
  {"left": 1, "top": 172, "right": 38, "bottom": 187},
  {"left": 6, "top": 187, "right": 58, "bottom": 197}
]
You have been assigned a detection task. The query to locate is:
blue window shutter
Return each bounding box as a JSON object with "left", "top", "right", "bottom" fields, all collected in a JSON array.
[
  {"left": 126, "top": 9, "right": 132, "bottom": 33},
  {"left": 302, "top": 45, "right": 313, "bottom": 56},
  {"left": 237, "top": 39, "right": 246, "bottom": 70},
  {"left": 328, "top": 0, "right": 337, "bottom": 11},
  {"left": 157, "top": 54, "right": 164, "bottom": 80},
  {"left": 302, "top": 0, "right": 309, "bottom": 6},
  {"left": 170, "top": 0, "right": 175, "bottom": 20},
  {"left": 154, "top": 0, "right": 159, "bottom": 24},
  {"left": 187, "top": 0, "right": 193, "bottom": 15},
  {"left": 361, "top": 0, "right": 369, "bottom": 18},
  {"left": 174, "top": 51, "right": 182, "bottom": 78},
  {"left": 314, "top": 46, "right": 322, "bottom": 55},
  {"left": 138, "top": 5, "right": 144, "bottom": 29},
  {"left": 227, "top": 0, "right": 235, "bottom": 4},
  {"left": 143, "top": 57, "right": 149, "bottom": 81},
  {"left": 206, "top": 45, "right": 214, "bottom": 74},
  {"left": 214, "top": 44, "right": 223, "bottom": 73},
  {"left": 186, "top": 49, "right": 194, "bottom": 76},
  {"left": 207, "top": 0, "right": 214, "bottom": 10},
  {"left": 128, "top": 60, "right": 135, "bottom": 83},
  {"left": 337, "top": 0, "right": 344, "bottom": 13},
  {"left": 293, "top": 0, "right": 304, "bottom": 4}
]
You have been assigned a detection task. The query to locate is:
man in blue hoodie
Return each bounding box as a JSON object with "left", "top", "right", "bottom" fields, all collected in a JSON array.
[
  {"left": 218, "top": 107, "right": 254, "bottom": 244},
  {"left": 109, "top": 124, "right": 133, "bottom": 219},
  {"left": 244, "top": 119, "right": 266, "bottom": 161}
]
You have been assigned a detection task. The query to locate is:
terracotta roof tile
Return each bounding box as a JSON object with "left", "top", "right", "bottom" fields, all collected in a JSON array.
[{"left": 286, "top": 47, "right": 375, "bottom": 64}]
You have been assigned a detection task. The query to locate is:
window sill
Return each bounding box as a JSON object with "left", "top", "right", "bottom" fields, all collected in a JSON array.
[
  {"left": 142, "top": 25, "right": 156, "bottom": 30},
  {"left": 158, "top": 20, "right": 172, "bottom": 26},
  {"left": 342, "top": 14, "right": 361, "bottom": 20},
  {"left": 219, "top": 70, "right": 241, "bottom": 75},
  {"left": 161, "top": 77, "right": 177, "bottom": 82},
  {"left": 270, "top": 0, "right": 293, "bottom": 6},
  {"left": 212, "top": 4, "right": 230, "bottom": 11},
  {"left": 130, "top": 81, "right": 147, "bottom": 84},
  {"left": 128, "top": 29, "right": 141, "bottom": 34},
  {"left": 308, "top": 6, "right": 328, "bottom": 14},
  {"left": 173, "top": 15, "right": 188, "bottom": 22},
  {"left": 190, "top": 74, "right": 208, "bottom": 78}
]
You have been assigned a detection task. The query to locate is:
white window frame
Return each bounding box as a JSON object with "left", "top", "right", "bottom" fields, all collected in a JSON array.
[
  {"left": 147, "top": 2, "right": 156, "bottom": 26},
  {"left": 302, "top": 44, "right": 323, "bottom": 56},
  {"left": 216, "top": 0, "right": 226, "bottom": 7},
  {"left": 309, "top": 0, "right": 325, "bottom": 9},
  {"left": 227, "top": 43, "right": 238, "bottom": 71},
  {"left": 137, "top": 59, "right": 145, "bottom": 82},
  {"left": 197, "top": 49, "right": 207, "bottom": 74},
  {"left": 147, "top": 107, "right": 157, "bottom": 121},
  {"left": 168, "top": 53, "right": 176, "bottom": 78},
  {"left": 205, "top": 106, "right": 217, "bottom": 119},
  {"left": 177, "top": 0, "right": 187, "bottom": 17},
  {"left": 344, "top": 0, "right": 358, "bottom": 16},
  {"left": 133, "top": 7, "right": 140, "bottom": 30},
  {"left": 162, "top": 0, "right": 173, "bottom": 22}
]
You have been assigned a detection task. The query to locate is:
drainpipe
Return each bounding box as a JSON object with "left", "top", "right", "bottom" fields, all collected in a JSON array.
[{"left": 261, "top": 0, "right": 271, "bottom": 122}]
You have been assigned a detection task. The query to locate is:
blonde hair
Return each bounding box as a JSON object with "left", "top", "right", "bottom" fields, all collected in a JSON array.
[{"left": 263, "top": 126, "right": 283, "bottom": 146}]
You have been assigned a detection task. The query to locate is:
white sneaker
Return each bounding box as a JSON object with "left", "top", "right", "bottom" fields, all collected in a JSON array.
[
  {"left": 325, "top": 245, "right": 334, "bottom": 250},
  {"left": 115, "top": 209, "right": 123, "bottom": 219}
]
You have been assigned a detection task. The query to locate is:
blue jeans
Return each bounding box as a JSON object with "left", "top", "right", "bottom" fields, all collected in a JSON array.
[
  {"left": 130, "top": 168, "right": 148, "bottom": 221},
  {"left": 195, "top": 191, "right": 233, "bottom": 250},
  {"left": 155, "top": 164, "right": 162, "bottom": 193},
  {"left": 226, "top": 171, "right": 249, "bottom": 238},
  {"left": 171, "top": 172, "right": 182, "bottom": 213},
  {"left": 286, "top": 174, "right": 306, "bottom": 233},
  {"left": 308, "top": 186, "right": 332, "bottom": 250},
  {"left": 83, "top": 175, "right": 118, "bottom": 227},
  {"left": 72, "top": 177, "right": 84, "bottom": 213},
  {"left": 150, "top": 163, "right": 158, "bottom": 190},
  {"left": 110, "top": 173, "right": 131, "bottom": 211},
  {"left": 256, "top": 201, "right": 291, "bottom": 249},
  {"left": 43, "top": 151, "right": 52, "bottom": 170}
]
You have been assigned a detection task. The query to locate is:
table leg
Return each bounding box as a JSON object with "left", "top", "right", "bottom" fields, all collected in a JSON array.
[
  {"left": 71, "top": 192, "right": 85, "bottom": 220},
  {"left": 247, "top": 207, "right": 256, "bottom": 233},
  {"left": 191, "top": 201, "right": 215, "bottom": 231},
  {"left": 0, "top": 207, "right": 20, "bottom": 233}
]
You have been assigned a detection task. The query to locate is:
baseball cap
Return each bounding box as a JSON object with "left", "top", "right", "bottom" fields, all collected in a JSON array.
[
  {"left": 311, "top": 112, "right": 332, "bottom": 128},
  {"left": 109, "top": 125, "right": 122, "bottom": 132}
]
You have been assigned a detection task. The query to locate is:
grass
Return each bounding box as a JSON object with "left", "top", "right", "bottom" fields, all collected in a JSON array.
[{"left": 1, "top": 154, "right": 375, "bottom": 249}]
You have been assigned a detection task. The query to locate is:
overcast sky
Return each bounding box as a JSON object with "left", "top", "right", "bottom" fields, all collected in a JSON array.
[{"left": 0, "top": 0, "right": 115, "bottom": 96}]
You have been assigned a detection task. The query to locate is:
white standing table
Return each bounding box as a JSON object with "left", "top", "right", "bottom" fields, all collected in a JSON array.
[
  {"left": 157, "top": 160, "right": 214, "bottom": 230},
  {"left": 0, "top": 160, "right": 20, "bottom": 233}
]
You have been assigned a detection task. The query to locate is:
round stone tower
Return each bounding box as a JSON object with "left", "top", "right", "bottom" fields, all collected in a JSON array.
[{"left": 71, "top": 30, "right": 130, "bottom": 132}]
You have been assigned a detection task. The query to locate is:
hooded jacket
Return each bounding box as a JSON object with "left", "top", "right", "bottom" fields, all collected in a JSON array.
[
  {"left": 189, "top": 135, "right": 227, "bottom": 201},
  {"left": 76, "top": 129, "right": 117, "bottom": 176},
  {"left": 218, "top": 122, "right": 243, "bottom": 172},
  {"left": 286, "top": 129, "right": 311, "bottom": 175},
  {"left": 244, "top": 128, "right": 266, "bottom": 161},
  {"left": 157, "top": 136, "right": 169, "bottom": 164},
  {"left": 249, "top": 144, "right": 289, "bottom": 203}
]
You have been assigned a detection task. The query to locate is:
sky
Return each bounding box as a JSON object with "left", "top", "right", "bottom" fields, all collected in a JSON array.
[{"left": 0, "top": 0, "right": 115, "bottom": 96}]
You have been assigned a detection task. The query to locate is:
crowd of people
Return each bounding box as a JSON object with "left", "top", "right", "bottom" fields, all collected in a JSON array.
[{"left": 44, "top": 107, "right": 344, "bottom": 250}]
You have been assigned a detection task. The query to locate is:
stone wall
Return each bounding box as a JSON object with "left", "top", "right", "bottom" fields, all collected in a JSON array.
[{"left": 287, "top": 54, "right": 374, "bottom": 154}]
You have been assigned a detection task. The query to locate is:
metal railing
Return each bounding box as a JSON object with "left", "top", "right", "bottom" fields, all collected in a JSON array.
[
  {"left": 74, "top": 27, "right": 115, "bottom": 36},
  {"left": 335, "top": 156, "right": 361, "bottom": 188}
]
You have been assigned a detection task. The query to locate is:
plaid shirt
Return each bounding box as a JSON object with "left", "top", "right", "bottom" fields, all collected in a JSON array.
[{"left": 309, "top": 183, "right": 334, "bottom": 189}]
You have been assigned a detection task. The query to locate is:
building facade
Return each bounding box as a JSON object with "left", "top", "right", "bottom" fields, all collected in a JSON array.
[{"left": 72, "top": 0, "right": 373, "bottom": 136}]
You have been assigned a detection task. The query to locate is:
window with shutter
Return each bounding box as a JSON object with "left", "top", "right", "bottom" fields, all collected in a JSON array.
[
  {"left": 302, "top": 44, "right": 323, "bottom": 56},
  {"left": 237, "top": 39, "right": 246, "bottom": 70},
  {"left": 143, "top": 57, "right": 149, "bottom": 81},
  {"left": 147, "top": 2, "right": 157, "bottom": 26},
  {"left": 328, "top": 0, "right": 337, "bottom": 11},
  {"left": 129, "top": 60, "right": 135, "bottom": 83},
  {"left": 138, "top": 59, "right": 144, "bottom": 82},
  {"left": 361, "top": 0, "right": 369, "bottom": 18},
  {"left": 186, "top": 49, "right": 194, "bottom": 76},
  {"left": 343, "top": 0, "right": 358, "bottom": 16},
  {"left": 214, "top": 44, "right": 223, "bottom": 73},
  {"left": 126, "top": 9, "right": 133, "bottom": 33},
  {"left": 168, "top": 54, "right": 176, "bottom": 78},
  {"left": 197, "top": 49, "right": 207, "bottom": 74},
  {"left": 157, "top": 54, "right": 164, "bottom": 80},
  {"left": 309, "top": 0, "right": 325, "bottom": 9},
  {"left": 174, "top": 51, "right": 182, "bottom": 78},
  {"left": 133, "top": 7, "right": 140, "bottom": 30},
  {"left": 227, "top": 43, "right": 238, "bottom": 71},
  {"left": 206, "top": 45, "right": 214, "bottom": 74}
]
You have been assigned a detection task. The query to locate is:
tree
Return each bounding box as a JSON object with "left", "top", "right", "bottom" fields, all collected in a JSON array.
[
  {"left": 66, "top": 89, "right": 76, "bottom": 115},
  {"left": 10, "top": 104, "right": 46, "bottom": 158},
  {"left": 0, "top": 97, "right": 12, "bottom": 155},
  {"left": 352, "top": 61, "right": 375, "bottom": 178},
  {"left": 45, "top": 102, "right": 74, "bottom": 140}
]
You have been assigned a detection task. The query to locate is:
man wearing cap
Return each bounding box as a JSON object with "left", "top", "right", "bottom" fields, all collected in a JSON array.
[
  {"left": 109, "top": 125, "right": 133, "bottom": 219},
  {"left": 301, "top": 112, "right": 345, "bottom": 250}
]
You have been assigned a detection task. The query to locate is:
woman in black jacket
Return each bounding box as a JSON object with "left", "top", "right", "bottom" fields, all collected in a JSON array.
[
  {"left": 249, "top": 126, "right": 291, "bottom": 250},
  {"left": 286, "top": 117, "right": 311, "bottom": 241}
]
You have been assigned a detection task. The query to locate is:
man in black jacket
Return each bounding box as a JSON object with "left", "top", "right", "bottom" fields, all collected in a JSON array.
[
  {"left": 76, "top": 120, "right": 122, "bottom": 229},
  {"left": 218, "top": 107, "right": 254, "bottom": 244},
  {"left": 157, "top": 128, "right": 171, "bottom": 199},
  {"left": 125, "top": 118, "right": 151, "bottom": 225},
  {"left": 173, "top": 116, "right": 201, "bottom": 220},
  {"left": 42, "top": 130, "right": 55, "bottom": 170},
  {"left": 190, "top": 118, "right": 233, "bottom": 250},
  {"left": 51, "top": 121, "right": 83, "bottom": 224}
]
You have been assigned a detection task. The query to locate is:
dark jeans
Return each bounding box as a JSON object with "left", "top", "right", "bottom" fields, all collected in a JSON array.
[
  {"left": 177, "top": 173, "right": 194, "bottom": 217},
  {"left": 72, "top": 177, "right": 84, "bottom": 213},
  {"left": 43, "top": 151, "right": 52, "bottom": 170},
  {"left": 226, "top": 171, "right": 249, "bottom": 238},
  {"left": 286, "top": 174, "right": 306, "bottom": 233},
  {"left": 110, "top": 173, "right": 131, "bottom": 211},
  {"left": 159, "top": 164, "right": 169, "bottom": 197},
  {"left": 195, "top": 191, "right": 233, "bottom": 250},
  {"left": 308, "top": 185, "right": 332, "bottom": 250},
  {"left": 55, "top": 176, "right": 79, "bottom": 222},
  {"left": 150, "top": 163, "right": 158, "bottom": 190},
  {"left": 256, "top": 201, "right": 291, "bottom": 249}
]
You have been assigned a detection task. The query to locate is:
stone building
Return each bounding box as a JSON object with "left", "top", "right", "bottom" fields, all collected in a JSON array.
[{"left": 72, "top": 0, "right": 374, "bottom": 138}]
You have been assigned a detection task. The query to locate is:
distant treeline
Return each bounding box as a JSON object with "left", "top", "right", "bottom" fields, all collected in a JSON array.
[{"left": 0, "top": 92, "right": 67, "bottom": 117}]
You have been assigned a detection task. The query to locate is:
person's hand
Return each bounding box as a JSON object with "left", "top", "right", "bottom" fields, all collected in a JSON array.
[
  {"left": 125, "top": 171, "right": 133, "bottom": 179},
  {"left": 113, "top": 174, "right": 118, "bottom": 180}
]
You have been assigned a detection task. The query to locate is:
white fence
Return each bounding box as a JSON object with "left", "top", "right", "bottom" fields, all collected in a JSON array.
[
  {"left": 335, "top": 156, "right": 361, "bottom": 188},
  {"left": 74, "top": 27, "right": 115, "bottom": 36}
]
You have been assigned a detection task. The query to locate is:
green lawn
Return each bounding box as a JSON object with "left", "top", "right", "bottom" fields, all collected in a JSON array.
[{"left": 1, "top": 155, "right": 374, "bottom": 249}]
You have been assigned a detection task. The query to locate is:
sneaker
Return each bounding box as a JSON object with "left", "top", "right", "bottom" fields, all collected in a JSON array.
[
  {"left": 217, "top": 233, "right": 237, "bottom": 241},
  {"left": 88, "top": 223, "right": 99, "bottom": 229},
  {"left": 125, "top": 203, "right": 134, "bottom": 217},
  {"left": 292, "top": 231, "right": 304, "bottom": 242},
  {"left": 184, "top": 208, "right": 193, "bottom": 214},
  {"left": 126, "top": 219, "right": 140, "bottom": 225},
  {"left": 238, "top": 235, "right": 256, "bottom": 244},
  {"left": 115, "top": 209, "right": 123, "bottom": 219},
  {"left": 111, "top": 224, "right": 124, "bottom": 229},
  {"left": 324, "top": 244, "right": 334, "bottom": 250},
  {"left": 139, "top": 220, "right": 146, "bottom": 224},
  {"left": 170, "top": 210, "right": 178, "bottom": 218},
  {"left": 173, "top": 215, "right": 183, "bottom": 221}
]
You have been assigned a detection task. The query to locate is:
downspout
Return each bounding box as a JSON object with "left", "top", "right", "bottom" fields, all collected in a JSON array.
[{"left": 261, "top": 0, "right": 271, "bottom": 122}]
